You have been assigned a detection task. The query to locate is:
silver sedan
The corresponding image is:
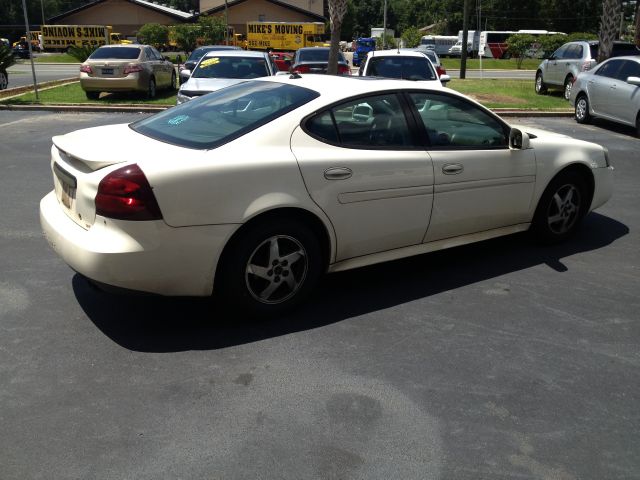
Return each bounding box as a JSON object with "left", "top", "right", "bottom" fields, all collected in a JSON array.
[{"left": 570, "top": 55, "right": 640, "bottom": 136}]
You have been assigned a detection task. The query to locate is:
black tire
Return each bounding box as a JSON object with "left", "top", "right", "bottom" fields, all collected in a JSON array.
[
  {"left": 169, "top": 70, "right": 177, "bottom": 91},
  {"left": 535, "top": 71, "right": 547, "bottom": 94},
  {"left": 0, "top": 71, "right": 7, "bottom": 90},
  {"left": 563, "top": 76, "right": 574, "bottom": 101},
  {"left": 217, "top": 220, "right": 323, "bottom": 316},
  {"left": 575, "top": 94, "right": 591, "bottom": 124},
  {"left": 85, "top": 91, "right": 100, "bottom": 100},
  {"left": 636, "top": 113, "right": 640, "bottom": 138},
  {"left": 147, "top": 77, "right": 156, "bottom": 99},
  {"left": 531, "top": 171, "right": 589, "bottom": 244}
]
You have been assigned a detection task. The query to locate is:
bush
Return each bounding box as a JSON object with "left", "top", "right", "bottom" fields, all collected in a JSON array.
[{"left": 67, "top": 45, "right": 97, "bottom": 62}]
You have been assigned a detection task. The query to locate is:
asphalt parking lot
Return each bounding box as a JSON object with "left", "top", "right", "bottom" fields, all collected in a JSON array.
[{"left": 1, "top": 111, "right": 638, "bottom": 479}]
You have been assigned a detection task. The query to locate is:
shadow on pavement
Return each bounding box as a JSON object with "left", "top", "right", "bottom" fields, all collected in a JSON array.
[{"left": 74, "top": 212, "right": 628, "bottom": 353}]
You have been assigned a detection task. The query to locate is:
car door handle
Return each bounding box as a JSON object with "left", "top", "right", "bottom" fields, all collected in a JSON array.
[
  {"left": 442, "top": 163, "right": 464, "bottom": 175},
  {"left": 324, "top": 167, "right": 353, "bottom": 180}
]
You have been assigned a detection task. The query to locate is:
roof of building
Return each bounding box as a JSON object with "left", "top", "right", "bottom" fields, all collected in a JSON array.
[
  {"left": 200, "top": 0, "right": 325, "bottom": 22},
  {"left": 48, "top": 0, "right": 194, "bottom": 23}
]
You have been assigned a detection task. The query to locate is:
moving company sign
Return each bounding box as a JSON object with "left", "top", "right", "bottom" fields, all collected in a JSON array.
[{"left": 42, "top": 25, "right": 110, "bottom": 49}]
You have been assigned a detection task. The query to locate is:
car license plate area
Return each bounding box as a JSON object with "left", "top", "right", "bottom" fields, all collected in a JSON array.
[
  {"left": 53, "top": 162, "right": 77, "bottom": 211},
  {"left": 102, "top": 68, "right": 114, "bottom": 75}
]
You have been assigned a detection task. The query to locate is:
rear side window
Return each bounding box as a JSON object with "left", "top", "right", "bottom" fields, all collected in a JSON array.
[
  {"left": 565, "top": 44, "right": 583, "bottom": 59},
  {"left": 305, "top": 93, "right": 414, "bottom": 149},
  {"left": 131, "top": 82, "right": 319, "bottom": 149}
]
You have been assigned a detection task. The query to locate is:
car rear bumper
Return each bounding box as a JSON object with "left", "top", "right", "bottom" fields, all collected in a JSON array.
[
  {"left": 40, "top": 190, "right": 237, "bottom": 296},
  {"left": 80, "top": 73, "right": 146, "bottom": 92},
  {"left": 590, "top": 166, "right": 614, "bottom": 212}
]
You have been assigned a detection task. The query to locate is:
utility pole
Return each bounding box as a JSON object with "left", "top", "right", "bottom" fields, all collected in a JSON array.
[
  {"left": 21, "top": 0, "right": 39, "bottom": 101},
  {"left": 460, "top": 0, "right": 470, "bottom": 79}
]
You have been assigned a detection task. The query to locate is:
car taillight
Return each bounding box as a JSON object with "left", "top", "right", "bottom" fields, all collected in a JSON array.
[
  {"left": 293, "top": 65, "right": 310, "bottom": 74},
  {"left": 80, "top": 65, "right": 93, "bottom": 74},
  {"left": 437, "top": 66, "right": 446, "bottom": 77},
  {"left": 338, "top": 64, "right": 351, "bottom": 75},
  {"left": 95, "top": 164, "right": 162, "bottom": 221},
  {"left": 123, "top": 64, "right": 143, "bottom": 75}
]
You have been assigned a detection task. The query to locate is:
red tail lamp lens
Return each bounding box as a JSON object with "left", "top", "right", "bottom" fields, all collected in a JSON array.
[
  {"left": 96, "top": 164, "right": 162, "bottom": 221},
  {"left": 124, "top": 64, "right": 143, "bottom": 75},
  {"left": 80, "top": 65, "right": 93, "bottom": 74}
]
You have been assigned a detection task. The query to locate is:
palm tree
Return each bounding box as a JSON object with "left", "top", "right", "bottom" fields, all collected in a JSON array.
[
  {"left": 598, "top": 0, "right": 622, "bottom": 62},
  {"left": 327, "top": 0, "right": 348, "bottom": 75}
]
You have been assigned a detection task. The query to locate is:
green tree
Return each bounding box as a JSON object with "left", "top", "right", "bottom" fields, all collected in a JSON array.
[
  {"left": 505, "top": 34, "right": 537, "bottom": 68},
  {"left": 138, "top": 23, "right": 169, "bottom": 48},
  {"left": 401, "top": 26, "right": 422, "bottom": 48},
  {"left": 172, "top": 24, "right": 200, "bottom": 54},
  {"left": 197, "top": 15, "right": 226, "bottom": 45}
]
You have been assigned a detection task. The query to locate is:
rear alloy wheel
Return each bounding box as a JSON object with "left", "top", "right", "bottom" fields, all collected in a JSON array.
[
  {"left": 85, "top": 91, "right": 100, "bottom": 100},
  {"left": 535, "top": 72, "right": 547, "bottom": 94},
  {"left": 169, "top": 71, "right": 177, "bottom": 91},
  {"left": 532, "top": 171, "right": 588, "bottom": 244},
  {"left": 563, "top": 76, "right": 574, "bottom": 100},
  {"left": 0, "top": 71, "right": 7, "bottom": 90},
  {"left": 147, "top": 77, "right": 156, "bottom": 99},
  {"left": 575, "top": 95, "right": 591, "bottom": 124},
  {"left": 219, "top": 220, "right": 323, "bottom": 316}
]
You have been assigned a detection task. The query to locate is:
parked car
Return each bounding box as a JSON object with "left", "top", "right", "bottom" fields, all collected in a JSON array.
[
  {"left": 270, "top": 51, "right": 293, "bottom": 71},
  {"left": 178, "top": 45, "right": 241, "bottom": 84},
  {"left": 176, "top": 50, "right": 277, "bottom": 104},
  {"left": 359, "top": 49, "right": 450, "bottom": 85},
  {"left": 80, "top": 44, "right": 176, "bottom": 100},
  {"left": 535, "top": 40, "right": 640, "bottom": 100},
  {"left": 571, "top": 56, "right": 640, "bottom": 136},
  {"left": 290, "top": 47, "right": 350, "bottom": 75},
  {"left": 0, "top": 43, "right": 14, "bottom": 90},
  {"left": 412, "top": 47, "right": 448, "bottom": 78},
  {"left": 40, "top": 75, "right": 613, "bottom": 316}
]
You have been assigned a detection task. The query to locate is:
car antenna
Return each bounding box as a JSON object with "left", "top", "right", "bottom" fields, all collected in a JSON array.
[{"left": 289, "top": 72, "right": 302, "bottom": 79}]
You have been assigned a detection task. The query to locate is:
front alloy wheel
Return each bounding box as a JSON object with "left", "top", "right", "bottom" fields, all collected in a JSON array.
[{"left": 532, "top": 172, "right": 588, "bottom": 243}]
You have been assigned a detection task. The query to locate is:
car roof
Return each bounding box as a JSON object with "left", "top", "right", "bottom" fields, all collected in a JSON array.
[
  {"left": 194, "top": 45, "right": 240, "bottom": 50},
  {"left": 366, "top": 49, "right": 429, "bottom": 59},
  {"left": 257, "top": 73, "right": 448, "bottom": 102},
  {"left": 202, "top": 50, "right": 267, "bottom": 58}
]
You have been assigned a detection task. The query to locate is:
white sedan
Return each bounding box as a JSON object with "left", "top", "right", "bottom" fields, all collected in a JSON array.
[{"left": 40, "top": 75, "right": 614, "bottom": 315}]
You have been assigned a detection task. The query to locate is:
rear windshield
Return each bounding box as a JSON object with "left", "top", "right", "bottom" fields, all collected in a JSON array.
[
  {"left": 193, "top": 56, "right": 269, "bottom": 79},
  {"left": 367, "top": 56, "right": 437, "bottom": 81},
  {"left": 89, "top": 47, "right": 141, "bottom": 60},
  {"left": 130, "top": 81, "right": 319, "bottom": 150},
  {"left": 298, "top": 49, "right": 345, "bottom": 62},
  {"left": 590, "top": 43, "right": 640, "bottom": 59}
]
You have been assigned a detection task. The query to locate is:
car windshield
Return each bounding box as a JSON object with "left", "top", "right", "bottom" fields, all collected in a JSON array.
[
  {"left": 367, "top": 57, "right": 437, "bottom": 81},
  {"left": 192, "top": 56, "right": 269, "bottom": 79},
  {"left": 130, "top": 81, "right": 319, "bottom": 150},
  {"left": 89, "top": 47, "right": 141, "bottom": 60}
]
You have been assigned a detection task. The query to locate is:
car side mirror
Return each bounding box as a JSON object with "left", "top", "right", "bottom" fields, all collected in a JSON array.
[
  {"left": 626, "top": 76, "right": 640, "bottom": 86},
  {"left": 509, "top": 128, "right": 530, "bottom": 150},
  {"left": 439, "top": 74, "right": 451, "bottom": 84}
]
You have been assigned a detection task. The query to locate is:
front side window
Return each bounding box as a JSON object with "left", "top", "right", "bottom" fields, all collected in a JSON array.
[
  {"left": 131, "top": 82, "right": 319, "bottom": 149},
  {"left": 408, "top": 92, "right": 508, "bottom": 148},
  {"left": 616, "top": 60, "right": 640, "bottom": 81},
  {"left": 305, "top": 93, "right": 414, "bottom": 149}
]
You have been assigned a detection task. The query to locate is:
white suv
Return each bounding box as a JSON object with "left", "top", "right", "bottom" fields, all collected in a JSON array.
[{"left": 535, "top": 40, "right": 640, "bottom": 100}]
